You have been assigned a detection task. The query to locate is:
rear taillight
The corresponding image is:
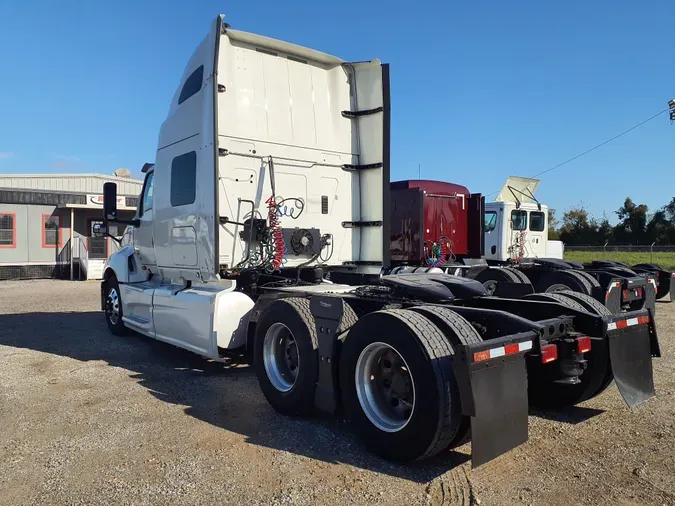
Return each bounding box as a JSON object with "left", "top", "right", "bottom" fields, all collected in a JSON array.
[
  {"left": 541, "top": 344, "right": 558, "bottom": 364},
  {"left": 622, "top": 289, "right": 628, "bottom": 301},
  {"left": 576, "top": 336, "right": 592, "bottom": 354}
]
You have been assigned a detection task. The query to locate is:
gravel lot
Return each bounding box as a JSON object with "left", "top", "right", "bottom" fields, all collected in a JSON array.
[{"left": 1, "top": 279, "right": 674, "bottom": 506}]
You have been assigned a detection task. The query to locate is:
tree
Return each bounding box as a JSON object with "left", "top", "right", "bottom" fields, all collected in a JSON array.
[
  {"left": 597, "top": 214, "right": 613, "bottom": 244},
  {"left": 645, "top": 210, "right": 674, "bottom": 244},
  {"left": 559, "top": 205, "right": 598, "bottom": 245},
  {"left": 548, "top": 208, "right": 560, "bottom": 240},
  {"left": 614, "top": 198, "right": 648, "bottom": 244},
  {"left": 663, "top": 197, "right": 675, "bottom": 223}
]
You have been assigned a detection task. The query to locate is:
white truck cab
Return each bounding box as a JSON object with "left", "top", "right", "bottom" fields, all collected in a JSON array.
[
  {"left": 100, "top": 15, "right": 388, "bottom": 358},
  {"left": 484, "top": 176, "right": 563, "bottom": 262}
]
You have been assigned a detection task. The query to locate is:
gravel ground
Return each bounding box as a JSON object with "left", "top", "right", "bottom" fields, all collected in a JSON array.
[{"left": 1, "top": 279, "right": 674, "bottom": 506}]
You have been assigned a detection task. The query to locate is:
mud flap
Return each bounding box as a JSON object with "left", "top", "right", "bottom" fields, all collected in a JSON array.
[
  {"left": 602, "top": 279, "right": 622, "bottom": 314},
  {"left": 606, "top": 311, "right": 655, "bottom": 407},
  {"left": 453, "top": 332, "right": 536, "bottom": 468}
]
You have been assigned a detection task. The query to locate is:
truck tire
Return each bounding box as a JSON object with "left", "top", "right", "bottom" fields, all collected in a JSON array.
[
  {"left": 574, "top": 270, "right": 602, "bottom": 290},
  {"left": 523, "top": 291, "right": 587, "bottom": 312},
  {"left": 253, "top": 298, "right": 319, "bottom": 416},
  {"left": 557, "top": 291, "right": 616, "bottom": 399},
  {"left": 523, "top": 292, "right": 611, "bottom": 409},
  {"left": 535, "top": 269, "right": 598, "bottom": 295},
  {"left": 633, "top": 263, "right": 661, "bottom": 271},
  {"left": 633, "top": 264, "right": 670, "bottom": 300},
  {"left": 475, "top": 268, "right": 522, "bottom": 296},
  {"left": 409, "top": 306, "right": 482, "bottom": 449},
  {"left": 339, "top": 302, "right": 359, "bottom": 333},
  {"left": 557, "top": 290, "right": 612, "bottom": 316},
  {"left": 339, "top": 309, "right": 462, "bottom": 461},
  {"left": 505, "top": 266, "right": 531, "bottom": 284},
  {"left": 104, "top": 275, "right": 129, "bottom": 336}
]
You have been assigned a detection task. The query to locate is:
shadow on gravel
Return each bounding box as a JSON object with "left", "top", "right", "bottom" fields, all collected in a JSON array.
[
  {"left": 531, "top": 406, "right": 604, "bottom": 424},
  {"left": 0, "top": 311, "right": 469, "bottom": 483}
]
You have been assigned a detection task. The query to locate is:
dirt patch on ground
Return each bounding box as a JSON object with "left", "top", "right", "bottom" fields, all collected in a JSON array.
[{"left": 1, "top": 280, "right": 674, "bottom": 505}]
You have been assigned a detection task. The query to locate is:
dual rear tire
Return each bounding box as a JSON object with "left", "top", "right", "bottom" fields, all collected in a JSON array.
[
  {"left": 523, "top": 291, "right": 613, "bottom": 408},
  {"left": 253, "top": 298, "right": 477, "bottom": 461}
]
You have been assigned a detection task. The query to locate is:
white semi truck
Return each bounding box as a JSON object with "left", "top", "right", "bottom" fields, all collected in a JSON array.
[
  {"left": 475, "top": 176, "right": 673, "bottom": 315},
  {"left": 99, "top": 15, "right": 658, "bottom": 468}
]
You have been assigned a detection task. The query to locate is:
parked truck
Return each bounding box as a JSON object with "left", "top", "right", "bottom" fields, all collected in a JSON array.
[
  {"left": 98, "top": 15, "right": 659, "bottom": 468},
  {"left": 480, "top": 176, "right": 674, "bottom": 319},
  {"left": 390, "top": 177, "right": 673, "bottom": 316}
]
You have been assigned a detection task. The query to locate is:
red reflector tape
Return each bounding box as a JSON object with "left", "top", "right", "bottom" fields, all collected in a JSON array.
[
  {"left": 648, "top": 278, "right": 658, "bottom": 294},
  {"left": 576, "top": 336, "right": 591, "bottom": 354},
  {"left": 541, "top": 344, "right": 558, "bottom": 364},
  {"left": 606, "top": 281, "right": 621, "bottom": 299},
  {"left": 607, "top": 315, "right": 650, "bottom": 331},
  {"left": 473, "top": 350, "right": 490, "bottom": 362},
  {"left": 504, "top": 343, "right": 520, "bottom": 355},
  {"left": 472, "top": 340, "right": 532, "bottom": 362}
]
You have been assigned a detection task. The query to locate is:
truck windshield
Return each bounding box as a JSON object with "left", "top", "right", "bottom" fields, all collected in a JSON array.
[{"left": 511, "top": 210, "right": 527, "bottom": 231}]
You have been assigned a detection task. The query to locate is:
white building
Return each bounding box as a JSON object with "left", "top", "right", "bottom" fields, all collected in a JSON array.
[{"left": 0, "top": 173, "right": 143, "bottom": 280}]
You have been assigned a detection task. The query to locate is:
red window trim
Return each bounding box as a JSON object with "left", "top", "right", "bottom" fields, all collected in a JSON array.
[
  {"left": 42, "top": 213, "right": 63, "bottom": 249},
  {"left": 0, "top": 212, "right": 17, "bottom": 249}
]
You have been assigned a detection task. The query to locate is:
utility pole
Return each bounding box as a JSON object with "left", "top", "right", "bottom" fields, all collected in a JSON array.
[{"left": 418, "top": 163, "right": 421, "bottom": 180}]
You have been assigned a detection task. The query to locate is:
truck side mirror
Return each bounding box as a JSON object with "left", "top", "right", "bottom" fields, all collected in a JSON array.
[{"left": 103, "top": 182, "right": 118, "bottom": 222}]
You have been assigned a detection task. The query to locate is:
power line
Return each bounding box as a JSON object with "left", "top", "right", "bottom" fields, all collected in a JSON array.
[{"left": 486, "top": 108, "right": 669, "bottom": 197}]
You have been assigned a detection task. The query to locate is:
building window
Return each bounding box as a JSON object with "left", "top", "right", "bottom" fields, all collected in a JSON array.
[
  {"left": 42, "top": 214, "right": 60, "bottom": 248},
  {"left": 0, "top": 213, "right": 16, "bottom": 248},
  {"left": 178, "top": 66, "right": 204, "bottom": 105},
  {"left": 484, "top": 211, "right": 497, "bottom": 232},
  {"left": 511, "top": 210, "right": 527, "bottom": 231},
  {"left": 170, "top": 151, "right": 197, "bottom": 207},
  {"left": 529, "top": 211, "right": 545, "bottom": 232}
]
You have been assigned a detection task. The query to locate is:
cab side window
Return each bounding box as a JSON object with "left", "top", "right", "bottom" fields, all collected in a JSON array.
[
  {"left": 511, "top": 210, "right": 527, "bottom": 231},
  {"left": 485, "top": 211, "right": 497, "bottom": 232},
  {"left": 141, "top": 172, "right": 154, "bottom": 216},
  {"left": 178, "top": 66, "right": 204, "bottom": 105},
  {"left": 529, "top": 211, "right": 545, "bottom": 232}
]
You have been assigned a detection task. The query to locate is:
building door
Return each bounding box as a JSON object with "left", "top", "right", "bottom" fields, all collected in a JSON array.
[{"left": 88, "top": 219, "right": 107, "bottom": 259}]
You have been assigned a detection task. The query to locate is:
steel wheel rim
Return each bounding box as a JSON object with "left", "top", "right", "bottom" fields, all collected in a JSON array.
[
  {"left": 107, "top": 287, "right": 120, "bottom": 325},
  {"left": 263, "top": 323, "right": 299, "bottom": 392},
  {"left": 546, "top": 284, "right": 569, "bottom": 293},
  {"left": 483, "top": 280, "right": 498, "bottom": 296},
  {"left": 355, "top": 342, "right": 415, "bottom": 433}
]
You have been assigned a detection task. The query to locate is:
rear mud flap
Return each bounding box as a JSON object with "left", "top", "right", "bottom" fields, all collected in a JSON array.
[
  {"left": 606, "top": 312, "right": 655, "bottom": 407},
  {"left": 453, "top": 332, "right": 536, "bottom": 468}
]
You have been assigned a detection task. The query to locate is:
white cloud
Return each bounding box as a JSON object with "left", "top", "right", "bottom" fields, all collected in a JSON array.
[{"left": 0, "top": 152, "right": 14, "bottom": 159}]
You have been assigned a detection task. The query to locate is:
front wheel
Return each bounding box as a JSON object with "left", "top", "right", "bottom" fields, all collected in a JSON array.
[{"left": 104, "top": 276, "right": 128, "bottom": 336}]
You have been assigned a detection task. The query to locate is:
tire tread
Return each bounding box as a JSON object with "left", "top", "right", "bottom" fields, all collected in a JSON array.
[{"left": 383, "top": 309, "right": 459, "bottom": 459}]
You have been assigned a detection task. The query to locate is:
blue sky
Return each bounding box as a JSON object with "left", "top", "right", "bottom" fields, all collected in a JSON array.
[{"left": 0, "top": 0, "right": 673, "bottom": 222}]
